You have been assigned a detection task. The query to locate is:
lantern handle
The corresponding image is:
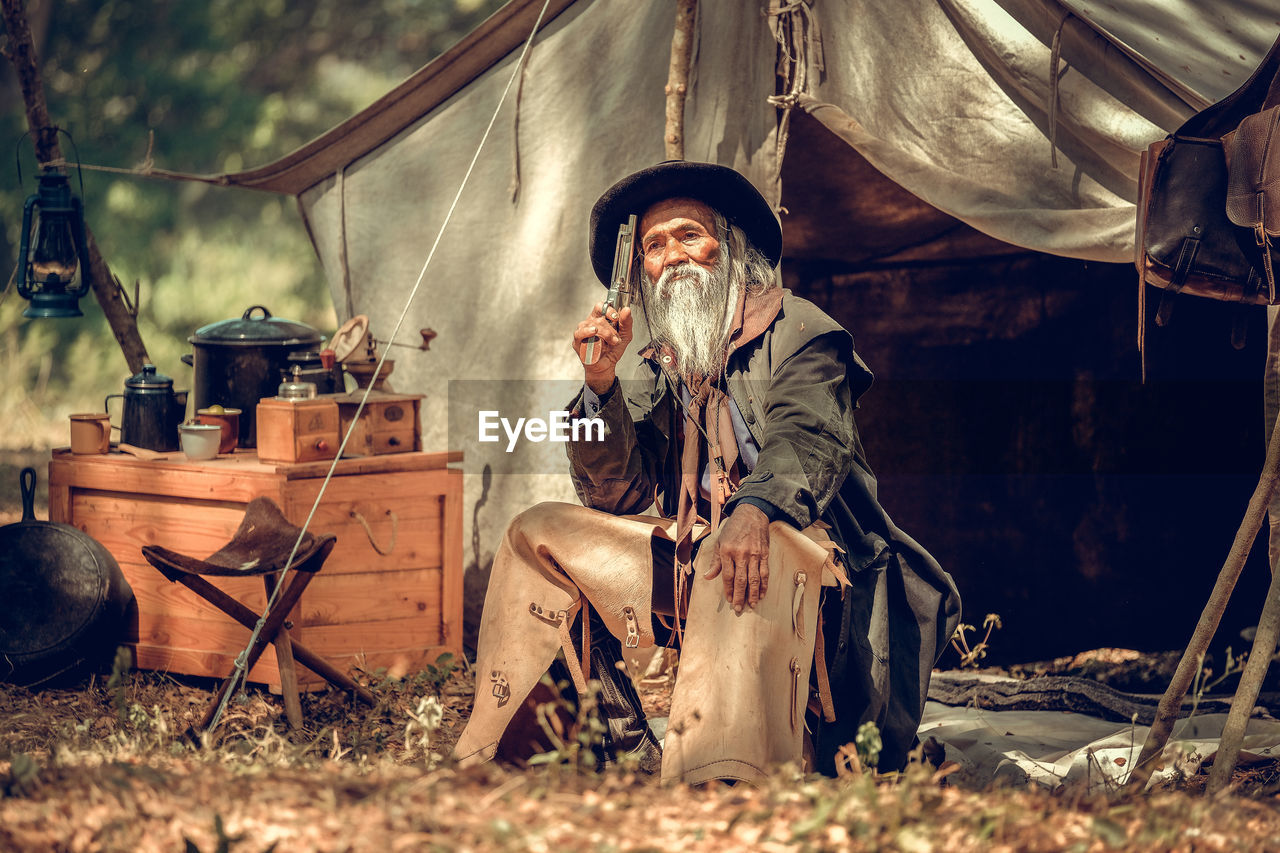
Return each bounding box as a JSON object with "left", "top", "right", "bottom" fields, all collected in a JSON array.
[{"left": 13, "top": 127, "right": 86, "bottom": 201}]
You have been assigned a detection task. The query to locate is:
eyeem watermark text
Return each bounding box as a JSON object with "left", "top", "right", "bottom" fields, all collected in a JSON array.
[{"left": 478, "top": 410, "right": 604, "bottom": 452}]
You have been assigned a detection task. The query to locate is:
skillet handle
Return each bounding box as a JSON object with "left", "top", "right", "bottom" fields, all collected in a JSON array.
[{"left": 19, "top": 467, "right": 36, "bottom": 523}]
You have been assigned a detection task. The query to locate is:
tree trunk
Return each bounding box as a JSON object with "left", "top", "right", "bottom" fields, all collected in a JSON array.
[{"left": 1, "top": 0, "right": 150, "bottom": 374}]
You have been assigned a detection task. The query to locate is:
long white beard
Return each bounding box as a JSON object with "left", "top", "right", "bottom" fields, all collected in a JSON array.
[{"left": 642, "top": 255, "right": 738, "bottom": 382}]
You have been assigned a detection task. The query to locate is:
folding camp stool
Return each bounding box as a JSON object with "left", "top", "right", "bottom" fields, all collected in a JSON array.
[{"left": 140, "top": 496, "right": 376, "bottom": 734}]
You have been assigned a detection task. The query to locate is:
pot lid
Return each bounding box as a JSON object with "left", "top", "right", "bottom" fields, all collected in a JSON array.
[
  {"left": 189, "top": 305, "right": 322, "bottom": 347},
  {"left": 125, "top": 363, "right": 173, "bottom": 390}
]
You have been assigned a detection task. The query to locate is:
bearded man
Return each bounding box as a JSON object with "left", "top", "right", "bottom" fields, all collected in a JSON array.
[{"left": 453, "top": 161, "right": 961, "bottom": 783}]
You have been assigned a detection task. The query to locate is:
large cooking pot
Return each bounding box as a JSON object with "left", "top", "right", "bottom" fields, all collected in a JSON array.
[
  {"left": 0, "top": 468, "right": 135, "bottom": 687},
  {"left": 186, "top": 305, "right": 323, "bottom": 448}
]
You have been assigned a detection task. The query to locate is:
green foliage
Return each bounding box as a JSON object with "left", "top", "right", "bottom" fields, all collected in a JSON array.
[
  {"left": 106, "top": 643, "right": 133, "bottom": 719},
  {"left": 421, "top": 652, "right": 457, "bottom": 695},
  {"left": 2, "top": 751, "right": 40, "bottom": 797},
  {"left": 854, "top": 719, "right": 882, "bottom": 771},
  {"left": 0, "top": 0, "right": 505, "bottom": 447},
  {"left": 527, "top": 672, "right": 609, "bottom": 773}
]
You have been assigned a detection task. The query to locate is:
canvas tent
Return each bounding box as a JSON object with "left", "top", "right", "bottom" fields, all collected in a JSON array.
[{"left": 208, "top": 0, "right": 1278, "bottom": 654}]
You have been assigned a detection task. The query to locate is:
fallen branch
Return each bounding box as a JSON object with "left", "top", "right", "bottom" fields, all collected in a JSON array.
[{"left": 927, "top": 672, "right": 1280, "bottom": 726}]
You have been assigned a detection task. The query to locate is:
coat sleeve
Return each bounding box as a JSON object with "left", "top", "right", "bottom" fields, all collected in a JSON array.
[
  {"left": 565, "top": 374, "right": 666, "bottom": 516},
  {"left": 725, "top": 332, "right": 858, "bottom": 528}
]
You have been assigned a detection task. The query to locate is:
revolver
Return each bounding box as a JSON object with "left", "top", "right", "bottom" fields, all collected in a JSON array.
[{"left": 578, "top": 214, "right": 637, "bottom": 366}]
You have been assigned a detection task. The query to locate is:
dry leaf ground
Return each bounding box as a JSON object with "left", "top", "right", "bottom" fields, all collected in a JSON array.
[{"left": 2, "top": 657, "right": 1279, "bottom": 853}]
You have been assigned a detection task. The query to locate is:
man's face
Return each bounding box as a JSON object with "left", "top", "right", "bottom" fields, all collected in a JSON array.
[
  {"left": 638, "top": 198, "right": 721, "bottom": 290},
  {"left": 637, "top": 198, "right": 737, "bottom": 380}
]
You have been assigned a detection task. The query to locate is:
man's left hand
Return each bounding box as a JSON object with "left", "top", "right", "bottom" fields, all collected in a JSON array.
[{"left": 705, "top": 503, "right": 770, "bottom": 613}]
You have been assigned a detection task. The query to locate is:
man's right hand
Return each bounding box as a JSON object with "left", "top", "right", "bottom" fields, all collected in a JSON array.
[{"left": 573, "top": 303, "right": 633, "bottom": 394}]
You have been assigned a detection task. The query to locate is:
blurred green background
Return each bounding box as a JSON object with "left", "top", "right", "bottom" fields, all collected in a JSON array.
[{"left": 1, "top": 0, "right": 505, "bottom": 450}]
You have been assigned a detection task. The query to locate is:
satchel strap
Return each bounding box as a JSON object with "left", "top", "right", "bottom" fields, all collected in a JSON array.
[
  {"left": 1181, "top": 34, "right": 1280, "bottom": 138},
  {"left": 1230, "top": 269, "right": 1267, "bottom": 350},
  {"left": 1154, "top": 236, "right": 1201, "bottom": 326}
]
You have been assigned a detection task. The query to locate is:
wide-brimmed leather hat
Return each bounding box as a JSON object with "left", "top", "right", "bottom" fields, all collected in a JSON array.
[{"left": 588, "top": 160, "right": 782, "bottom": 285}]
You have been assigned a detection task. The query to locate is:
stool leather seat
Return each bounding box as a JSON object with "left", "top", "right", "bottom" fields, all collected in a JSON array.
[{"left": 142, "top": 497, "right": 331, "bottom": 579}]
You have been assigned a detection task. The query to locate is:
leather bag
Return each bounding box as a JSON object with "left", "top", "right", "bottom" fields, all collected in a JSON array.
[{"left": 1136, "top": 33, "right": 1280, "bottom": 333}]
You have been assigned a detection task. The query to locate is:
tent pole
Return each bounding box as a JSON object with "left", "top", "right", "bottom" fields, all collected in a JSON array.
[
  {"left": 1, "top": 0, "right": 151, "bottom": 374},
  {"left": 1206, "top": 543, "right": 1280, "bottom": 794},
  {"left": 664, "top": 0, "right": 697, "bottom": 160},
  {"left": 1125, "top": 412, "right": 1280, "bottom": 792}
]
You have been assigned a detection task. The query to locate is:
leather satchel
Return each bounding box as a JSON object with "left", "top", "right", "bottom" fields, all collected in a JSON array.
[{"left": 1136, "top": 32, "right": 1280, "bottom": 337}]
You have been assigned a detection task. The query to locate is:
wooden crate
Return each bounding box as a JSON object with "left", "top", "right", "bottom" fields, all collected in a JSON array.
[{"left": 47, "top": 448, "right": 463, "bottom": 690}]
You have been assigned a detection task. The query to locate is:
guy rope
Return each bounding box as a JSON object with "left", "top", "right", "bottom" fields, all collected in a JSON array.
[{"left": 205, "top": 0, "right": 558, "bottom": 735}]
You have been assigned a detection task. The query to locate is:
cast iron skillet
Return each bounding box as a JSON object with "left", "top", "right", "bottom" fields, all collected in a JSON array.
[{"left": 0, "top": 467, "right": 134, "bottom": 687}]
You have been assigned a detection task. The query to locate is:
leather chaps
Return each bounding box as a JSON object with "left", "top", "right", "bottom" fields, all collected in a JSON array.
[{"left": 452, "top": 501, "right": 842, "bottom": 784}]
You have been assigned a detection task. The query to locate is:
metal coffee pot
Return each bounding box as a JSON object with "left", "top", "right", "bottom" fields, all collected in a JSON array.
[{"left": 105, "top": 363, "right": 189, "bottom": 452}]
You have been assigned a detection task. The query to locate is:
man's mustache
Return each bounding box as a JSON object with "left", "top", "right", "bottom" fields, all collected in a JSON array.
[{"left": 657, "top": 262, "right": 708, "bottom": 292}]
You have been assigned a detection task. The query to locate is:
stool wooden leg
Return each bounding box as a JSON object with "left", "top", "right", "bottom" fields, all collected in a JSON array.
[
  {"left": 194, "top": 569, "right": 320, "bottom": 732},
  {"left": 173, "top": 572, "right": 378, "bottom": 708},
  {"left": 265, "top": 573, "right": 304, "bottom": 731}
]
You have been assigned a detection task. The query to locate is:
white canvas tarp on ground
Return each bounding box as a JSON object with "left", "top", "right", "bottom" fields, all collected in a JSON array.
[
  {"left": 921, "top": 699, "right": 1280, "bottom": 792},
  {"left": 220, "top": 0, "right": 1279, "bottom": 637}
]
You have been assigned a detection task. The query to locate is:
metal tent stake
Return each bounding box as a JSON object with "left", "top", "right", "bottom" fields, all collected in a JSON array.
[{"left": 1127, "top": 414, "right": 1280, "bottom": 792}]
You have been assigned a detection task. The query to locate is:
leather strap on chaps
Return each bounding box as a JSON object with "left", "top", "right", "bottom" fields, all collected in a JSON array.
[
  {"left": 813, "top": 606, "right": 837, "bottom": 723},
  {"left": 557, "top": 598, "right": 591, "bottom": 693}
]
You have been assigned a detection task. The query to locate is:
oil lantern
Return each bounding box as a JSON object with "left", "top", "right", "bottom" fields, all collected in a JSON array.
[{"left": 16, "top": 166, "right": 92, "bottom": 319}]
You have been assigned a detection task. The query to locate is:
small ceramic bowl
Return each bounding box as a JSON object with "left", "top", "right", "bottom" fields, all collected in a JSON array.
[{"left": 179, "top": 423, "right": 223, "bottom": 461}]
